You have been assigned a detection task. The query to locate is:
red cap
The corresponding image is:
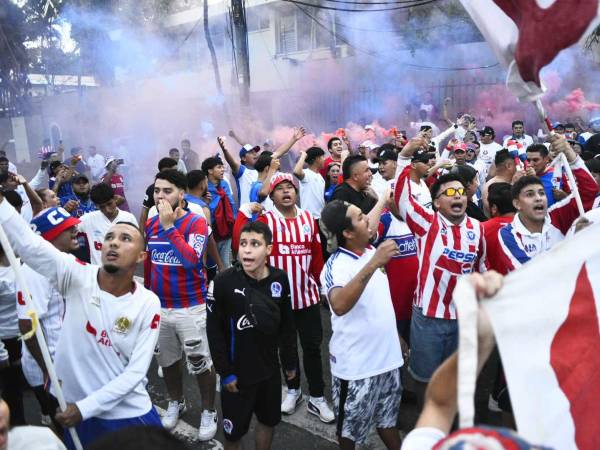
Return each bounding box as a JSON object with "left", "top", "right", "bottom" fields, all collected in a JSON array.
[{"left": 269, "top": 173, "right": 297, "bottom": 193}]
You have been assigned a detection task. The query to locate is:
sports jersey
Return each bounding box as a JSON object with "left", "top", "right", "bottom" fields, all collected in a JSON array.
[
  {"left": 0, "top": 199, "right": 161, "bottom": 421},
  {"left": 234, "top": 165, "right": 258, "bottom": 206},
  {"left": 146, "top": 211, "right": 209, "bottom": 309},
  {"left": 481, "top": 215, "right": 513, "bottom": 275},
  {"left": 60, "top": 194, "right": 97, "bottom": 218},
  {"left": 103, "top": 174, "right": 130, "bottom": 211},
  {"left": 496, "top": 157, "right": 598, "bottom": 272},
  {"left": 79, "top": 209, "right": 138, "bottom": 266},
  {"left": 17, "top": 264, "right": 65, "bottom": 387},
  {"left": 502, "top": 134, "right": 534, "bottom": 148},
  {"left": 249, "top": 180, "right": 274, "bottom": 212},
  {"left": 394, "top": 165, "right": 487, "bottom": 319},
  {"left": 298, "top": 169, "right": 325, "bottom": 218},
  {"left": 377, "top": 210, "right": 419, "bottom": 322},
  {"left": 233, "top": 204, "right": 323, "bottom": 310},
  {"left": 321, "top": 246, "right": 403, "bottom": 380},
  {"left": 478, "top": 142, "right": 503, "bottom": 167}
]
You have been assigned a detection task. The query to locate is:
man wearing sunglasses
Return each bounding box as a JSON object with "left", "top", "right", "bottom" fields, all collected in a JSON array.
[
  {"left": 478, "top": 126, "right": 503, "bottom": 170},
  {"left": 394, "top": 140, "right": 487, "bottom": 395}
]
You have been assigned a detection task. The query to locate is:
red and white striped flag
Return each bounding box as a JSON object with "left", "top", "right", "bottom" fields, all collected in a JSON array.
[
  {"left": 460, "top": 0, "right": 600, "bottom": 102},
  {"left": 457, "top": 222, "right": 600, "bottom": 449}
]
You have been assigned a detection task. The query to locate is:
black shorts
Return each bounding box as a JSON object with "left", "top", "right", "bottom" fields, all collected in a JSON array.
[{"left": 221, "top": 374, "right": 281, "bottom": 442}]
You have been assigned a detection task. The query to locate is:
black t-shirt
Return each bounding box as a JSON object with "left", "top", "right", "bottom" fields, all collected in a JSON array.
[
  {"left": 466, "top": 201, "right": 487, "bottom": 222},
  {"left": 331, "top": 182, "right": 377, "bottom": 214},
  {"left": 143, "top": 184, "right": 154, "bottom": 209}
]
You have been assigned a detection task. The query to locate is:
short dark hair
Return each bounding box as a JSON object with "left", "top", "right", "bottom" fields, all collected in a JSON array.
[
  {"left": 86, "top": 425, "right": 187, "bottom": 450},
  {"left": 512, "top": 120, "right": 524, "bottom": 128},
  {"left": 168, "top": 148, "right": 180, "bottom": 155},
  {"left": 430, "top": 173, "right": 465, "bottom": 201},
  {"left": 585, "top": 157, "right": 600, "bottom": 174},
  {"left": 488, "top": 182, "right": 516, "bottom": 215},
  {"left": 305, "top": 147, "right": 325, "bottom": 165},
  {"left": 494, "top": 148, "right": 513, "bottom": 166},
  {"left": 201, "top": 157, "right": 223, "bottom": 174},
  {"left": 254, "top": 151, "right": 273, "bottom": 173},
  {"left": 187, "top": 169, "right": 206, "bottom": 190},
  {"left": 378, "top": 143, "right": 396, "bottom": 153},
  {"left": 342, "top": 155, "right": 366, "bottom": 180},
  {"left": 181, "top": 139, "right": 191, "bottom": 146},
  {"left": 526, "top": 143, "right": 549, "bottom": 157},
  {"left": 450, "top": 164, "right": 478, "bottom": 186},
  {"left": 327, "top": 137, "right": 341, "bottom": 150},
  {"left": 155, "top": 169, "right": 187, "bottom": 191},
  {"left": 320, "top": 200, "right": 353, "bottom": 250},
  {"left": 114, "top": 221, "right": 143, "bottom": 241},
  {"left": 0, "top": 156, "right": 9, "bottom": 163},
  {"left": 240, "top": 220, "right": 272, "bottom": 245},
  {"left": 90, "top": 183, "right": 115, "bottom": 205},
  {"left": 158, "top": 157, "right": 178, "bottom": 171},
  {"left": 512, "top": 175, "right": 544, "bottom": 199}
]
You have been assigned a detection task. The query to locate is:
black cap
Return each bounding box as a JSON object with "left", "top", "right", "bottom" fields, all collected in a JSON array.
[
  {"left": 73, "top": 173, "right": 89, "bottom": 183},
  {"left": 377, "top": 148, "right": 397, "bottom": 162},
  {"left": 480, "top": 126, "right": 495, "bottom": 136},
  {"left": 412, "top": 149, "right": 436, "bottom": 163}
]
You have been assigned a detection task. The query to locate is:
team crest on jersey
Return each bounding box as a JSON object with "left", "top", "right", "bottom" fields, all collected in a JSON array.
[
  {"left": 223, "top": 419, "right": 234, "bottom": 434},
  {"left": 303, "top": 224, "right": 311, "bottom": 235},
  {"left": 271, "top": 282, "right": 282, "bottom": 298},
  {"left": 467, "top": 230, "right": 476, "bottom": 241},
  {"left": 440, "top": 227, "right": 447, "bottom": 235},
  {"left": 113, "top": 316, "right": 132, "bottom": 334},
  {"left": 188, "top": 233, "right": 206, "bottom": 257}
]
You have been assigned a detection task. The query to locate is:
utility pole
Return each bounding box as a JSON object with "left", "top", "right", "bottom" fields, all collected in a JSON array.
[{"left": 230, "top": 0, "right": 250, "bottom": 106}]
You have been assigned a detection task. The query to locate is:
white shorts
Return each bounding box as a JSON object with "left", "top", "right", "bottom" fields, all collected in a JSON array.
[{"left": 156, "top": 305, "right": 212, "bottom": 371}]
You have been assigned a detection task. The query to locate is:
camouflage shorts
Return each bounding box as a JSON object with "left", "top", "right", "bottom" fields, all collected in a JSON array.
[{"left": 332, "top": 368, "right": 402, "bottom": 444}]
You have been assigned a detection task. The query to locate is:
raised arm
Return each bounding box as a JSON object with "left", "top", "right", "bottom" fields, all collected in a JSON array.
[
  {"left": 217, "top": 136, "right": 241, "bottom": 177},
  {"left": 258, "top": 158, "right": 280, "bottom": 202},
  {"left": 293, "top": 151, "right": 307, "bottom": 180},
  {"left": 394, "top": 165, "right": 435, "bottom": 237},
  {"left": 273, "top": 127, "right": 306, "bottom": 159},
  {"left": 14, "top": 174, "right": 43, "bottom": 216},
  {"left": 228, "top": 129, "right": 246, "bottom": 147}
]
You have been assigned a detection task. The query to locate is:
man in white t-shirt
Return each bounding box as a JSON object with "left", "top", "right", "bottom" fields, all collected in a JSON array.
[
  {"left": 478, "top": 126, "right": 503, "bottom": 169},
  {"left": 86, "top": 146, "right": 106, "bottom": 183},
  {"left": 293, "top": 147, "right": 326, "bottom": 219},
  {"left": 79, "top": 183, "right": 138, "bottom": 265},
  {"left": 0, "top": 190, "right": 161, "bottom": 449},
  {"left": 397, "top": 141, "right": 436, "bottom": 209},
  {"left": 320, "top": 200, "right": 403, "bottom": 449},
  {"left": 502, "top": 120, "right": 534, "bottom": 149}
]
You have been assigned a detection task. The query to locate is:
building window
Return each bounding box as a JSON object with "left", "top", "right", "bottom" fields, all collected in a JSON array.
[
  {"left": 247, "top": 8, "right": 270, "bottom": 32},
  {"left": 277, "top": 9, "right": 338, "bottom": 54}
]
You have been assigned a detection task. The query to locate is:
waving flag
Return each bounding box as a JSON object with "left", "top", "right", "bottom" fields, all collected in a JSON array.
[
  {"left": 476, "top": 222, "right": 600, "bottom": 449},
  {"left": 460, "top": 0, "right": 600, "bottom": 102}
]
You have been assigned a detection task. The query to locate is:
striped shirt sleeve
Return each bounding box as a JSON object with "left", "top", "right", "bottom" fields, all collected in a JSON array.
[{"left": 394, "top": 165, "right": 435, "bottom": 238}]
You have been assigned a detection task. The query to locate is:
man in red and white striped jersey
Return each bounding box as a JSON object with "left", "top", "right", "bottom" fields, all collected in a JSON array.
[
  {"left": 394, "top": 144, "right": 487, "bottom": 388},
  {"left": 232, "top": 173, "right": 334, "bottom": 424}
]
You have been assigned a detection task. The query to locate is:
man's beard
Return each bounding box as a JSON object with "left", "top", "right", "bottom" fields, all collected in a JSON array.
[
  {"left": 76, "top": 192, "right": 90, "bottom": 201},
  {"left": 103, "top": 264, "right": 120, "bottom": 274}
]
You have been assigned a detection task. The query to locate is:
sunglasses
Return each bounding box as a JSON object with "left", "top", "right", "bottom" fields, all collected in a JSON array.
[
  {"left": 436, "top": 187, "right": 466, "bottom": 198},
  {"left": 466, "top": 149, "right": 476, "bottom": 153}
]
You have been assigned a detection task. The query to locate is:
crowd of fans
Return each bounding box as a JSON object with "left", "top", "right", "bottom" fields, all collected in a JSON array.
[{"left": 0, "top": 107, "right": 599, "bottom": 450}]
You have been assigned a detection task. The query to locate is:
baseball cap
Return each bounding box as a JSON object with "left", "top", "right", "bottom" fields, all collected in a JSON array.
[
  {"left": 412, "top": 149, "right": 436, "bottom": 163},
  {"left": 73, "top": 173, "right": 89, "bottom": 183},
  {"left": 360, "top": 140, "right": 379, "bottom": 151},
  {"left": 269, "top": 173, "right": 297, "bottom": 193},
  {"left": 479, "top": 126, "right": 495, "bottom": 136},
  {"left": 239, "top": 144, "right": 260, "bottom": 158},
  {"left": 552, "top": 122, "right": 565, "bottom": 129},
  {"left": 452, "top": 142, "right": 468, "bottom": 152},
  {"left": 31, "top": 207, "right": 81, "bottom": 242},
  {"left": 377, "top": 148, "right": 397, "bottom": 162}
]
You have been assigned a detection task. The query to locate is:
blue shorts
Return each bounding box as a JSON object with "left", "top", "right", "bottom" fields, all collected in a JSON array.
[
  {"left": 408, "top": 307, "right": 458, "bottom": 382},
  {"left": 64, "top": 406, "right": 162, "bottom": 449}
]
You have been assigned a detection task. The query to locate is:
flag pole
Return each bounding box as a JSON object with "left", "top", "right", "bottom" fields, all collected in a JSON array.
[{"left": 0, "top": 224, "right": 84, "bottom": 450}]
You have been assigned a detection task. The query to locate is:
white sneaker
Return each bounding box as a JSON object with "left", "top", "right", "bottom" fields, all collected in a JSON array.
[
  {"left": 40, "top": 414, "right": 52, "bottom": 426},
  {"left": 307, "top": 396, "right": 335, "bottom": 423},
  {"left": 198, "top": 409, "right": 218, "bottom": 441},
  {"left": 157, "top": 366, "right": 163, "bottom": 378},
  {"left": 162, "top": 399, "right": 186, "bottom": 430},
  {"left": 281, "top": 389, "right": 303, "bottom": 415}
]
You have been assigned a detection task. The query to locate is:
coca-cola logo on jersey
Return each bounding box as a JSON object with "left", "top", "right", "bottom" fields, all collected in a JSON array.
[{"left": 150, "top": 249, "right": 182, "bottom": 265}]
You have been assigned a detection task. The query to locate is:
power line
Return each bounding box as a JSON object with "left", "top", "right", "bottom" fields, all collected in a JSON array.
[
  {"left": 294, "top": 4, "right": 499, "bottom": 71},
  {"left": 322, "top": 0, "right": 440, "bottom": 5},
  {"left": 284, "top": 0, "right": 440, "bottom": 13}
]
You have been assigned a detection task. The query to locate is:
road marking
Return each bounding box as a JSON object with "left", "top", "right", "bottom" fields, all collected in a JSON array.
[{"left": 155, "top": 405, "right": 223, "bottom": 449}]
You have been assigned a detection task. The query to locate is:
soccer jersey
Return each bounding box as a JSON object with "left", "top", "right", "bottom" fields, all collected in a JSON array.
[
  {"left": 298, "top": 169, "right": 325, "bottom": 219},
  {"left": 234, "top": 165, "right": 258, "bottom": 206},
  {"left": 60, "top": 194, "right": 97, "bottom": 218},
  {"left": 233, "top": 204, "right": 323, "bottom": 310},
  {"left": 79, "top": 209, "right": 138, "bottom": 266},
  {"left": 146, "top": 212, "right": 209, "bottom": 309},
  {"left": 394, "top": 165, "right": 487, "bottom": 319},
  {"left": 321, "top": 246, "right": 403, "bottom": 380},
  {"left": 104, "top": 174, "right": 130, "bottom": 211},
  {"left": 0, "top": 200, "right": 161, "bottom": 421},
  {"left": 17, "top": 264, "right": 65, "bottom": 387}
]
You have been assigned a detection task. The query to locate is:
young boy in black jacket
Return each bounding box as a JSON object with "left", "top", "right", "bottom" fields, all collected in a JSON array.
[{"left": 207, "top": 221, "right": 297, "bottom": 450}]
